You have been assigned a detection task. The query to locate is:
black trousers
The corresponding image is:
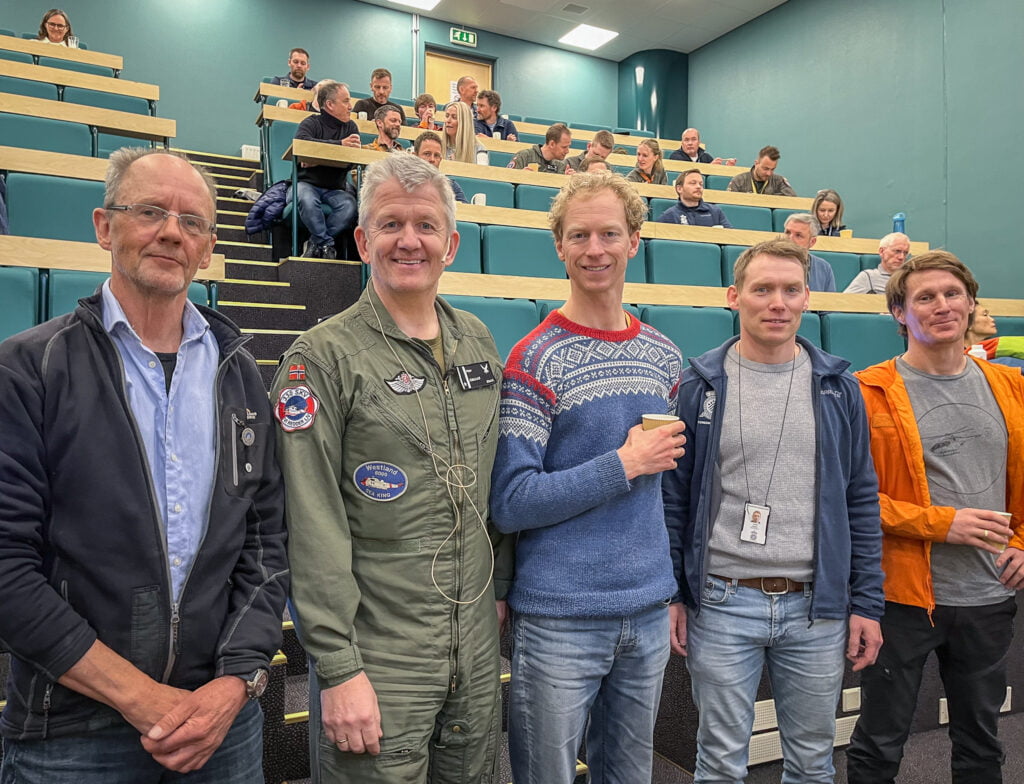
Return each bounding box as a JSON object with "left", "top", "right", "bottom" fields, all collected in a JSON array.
[{"left": 847, "top": 598, "right": 1017, "bottom": 784}]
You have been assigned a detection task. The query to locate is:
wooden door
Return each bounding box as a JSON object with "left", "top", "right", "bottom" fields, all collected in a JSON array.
[{"left": 424, "top": 50, "right": 492, "bottom": 105}]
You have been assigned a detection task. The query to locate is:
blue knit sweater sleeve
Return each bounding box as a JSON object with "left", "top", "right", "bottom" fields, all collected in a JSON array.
[{"left": 490, "top": 365, "right": 631, "bottom": 533}]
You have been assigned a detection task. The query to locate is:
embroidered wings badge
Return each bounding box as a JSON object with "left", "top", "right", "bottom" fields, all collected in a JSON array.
[{"left": 385, "top": 371, "right": 426, "bottom": 395}]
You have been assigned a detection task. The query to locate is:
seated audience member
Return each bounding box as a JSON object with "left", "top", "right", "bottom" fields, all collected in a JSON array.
[
  {"left": 668, "top": 127, "right": 731, "bottom": 164},
  {"left": 457, "top": 75, "right": 479, "bottom": 117},
  {"left": 783, "top": 213, "right": 837, "bottom": 292},
  {"left": 474, "top": 90, "right": 518, "bottom": 141},
  {"left": 508, "top": 123, "right": 573, "bottom": 173},
  {"left": 414, "top": 93, "right": 443, "bottom": 130},
  {"left": 37, "top": 8, "right": 74, "bottom": 45},
  {"left": 413, "top": 131, "right": 467, "bottom": 203},
  {"left": 965, "top": 302, "right": 1024, "bottom": 369},
  {"left": 363, "top": 105, "right": 405, "bottom": 153},
  {"left": 275, "top": 48, "right": 315, "bottom": 90},
  {"left": 565, "top": 130, "right": 615, "bottom": 171},
  {"left": 352, "top": 67, "right": 407, "bottom": 121},
  {"left": 657, "top": 169, "right": 732, "bottom": 228},
  {"left": 578, "top": 156, "right": 611, "bottom": 173},
  {"left": 289, "top": 79, "right": 326, "bottom": 112},
  {"left": 813, "top": 189, "right": 848, "bottom": 236},
  {"left": 290, "top": 81, "right": 361, "bottom": 258},
  {"left": 444, "top": 102, "right": 486, "bottom": 164},
  {"left": 727, "top": 145, "right": 796, "bottom": 196},
  {"left": 843, "top": 232, "right": 911, "bottom": 294},
  {"left": 625, "top": 139, "right": 668, "bottom": 185}
]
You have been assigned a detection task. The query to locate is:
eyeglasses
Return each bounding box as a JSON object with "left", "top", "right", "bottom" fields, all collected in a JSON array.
[
  {"left": 107, "top": 204, "right": 215, "bottom": 236},
  {"left": 46, "top": 22, "right": 68, "bottom": 29}
]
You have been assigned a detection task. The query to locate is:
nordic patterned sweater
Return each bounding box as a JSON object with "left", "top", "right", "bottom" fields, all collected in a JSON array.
[{"left": 490, "top": 309, "right": 682, "bottom": 618}]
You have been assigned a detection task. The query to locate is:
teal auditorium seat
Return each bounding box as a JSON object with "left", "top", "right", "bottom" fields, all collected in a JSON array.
[
  {"left": 995, "top": 317, "right": 1024, "bottom": 337},
  {"left": 482, "top": 225, "right": 563, "bottom": 279},
  {"left": 451, "top": 221, "right": 481, "bottom": 273},
  {"left": 443, "top": 295, "right": 540, "bottom": 360},
  {"left": 0, "top": 113, "right": 92, "bottom": 155},
  {"left": 814, "top": 251, "right": 862, "bottom": 291},
  {"left": 266, "top": 119, "right": 299, "bottom": 183},
  {"left": 860, "top": 254, "right": 881, "bottom": 270},
  {"left": 37, "top": 55, "right": 113, "bottom": 78},
  {"left": 718, "top": 204, "right": 772, "bottom": 232},
  {"left": 517, "top": 133, "right": 545, "bottom": 147},
  {"left": 0, "top": 75, "right": 58, "bottom": 100},
  {"left": 0, "top": 267, "right": 40, "bottom": 341},
  {"left": 449, "top": 177, "right": 513, "bottom": 208},
  {"left": 48, "top": 270, "right": 209, "bottom": 319},
  {"left": 62, "top": 87, "right": 153, "bottom": 158},
  {"left": 569, "top": 122, "right": 607, "bottom": 132},
  {"left": 649, "top": 198, "right": 678, "bottom": 221},
  {"left": 0, "top": 50, "right": 33, "bottom": 64},
  {"left": 646, "top": 240, "right": 722, "bottom": 287},
  {"left": 515, "top": 184, "right": 558, "bottom": 212},
  {"left": 627, "top": 241, "right": 646, "bottom": 283},
  {"left": 524, "top": 117, "right": 560, "bottom": 126},
  {"left": 615, "top": 128, "right": 654, "bottom": 138},
  {"left": 821, "top": 312, "right": 905, "bottom": 371},
  {"left": 536, "top": 300, "right": 641, "bottom": 321},
  {"left": 731, "top": 310, "right": 821, "bottom": 347},
  {"left": 706, "top": 175, "right": 733, "bottom": 191},
  {"left": 720, "top": 245, "right": 746, "bottom": 286},
  {"left": 6, "top": 173, "right": 104, "bottom": 242},
  {"left": 640, "top": 306, "right": 735, "bottom": 361},
  {"left": 772, "top": 208, "right": 802, "bottom": 232},
  {"left": 488, "top": 150, "right": 513, "bottom": 168}
]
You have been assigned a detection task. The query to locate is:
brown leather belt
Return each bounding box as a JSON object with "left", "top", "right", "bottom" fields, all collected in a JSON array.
[{"left": 711, "top": 575, "right": 809, "bottom": 595}]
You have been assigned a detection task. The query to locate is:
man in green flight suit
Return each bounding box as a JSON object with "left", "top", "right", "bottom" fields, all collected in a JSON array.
[{"left": 272, "top": 153, "right": 510, "bottom": 783}]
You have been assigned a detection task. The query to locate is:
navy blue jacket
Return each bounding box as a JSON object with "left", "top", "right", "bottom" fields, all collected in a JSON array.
[
  {"left": 657, "top": 199, "right": 731, "bottom": 228},
  {"left": 0, "top": 292, "right": 289, "bottom": 740},
  {"left": 669, "top": 148, "right": 714, "bottom": 163},
  {"left": 662, "top": 336, "right": 884, "bottom": 622},
  {"left": 245, "top": 179, "right": 289, "bottom": 234}
]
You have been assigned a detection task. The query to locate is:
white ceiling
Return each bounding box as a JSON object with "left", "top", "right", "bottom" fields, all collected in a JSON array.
[{"left": 358, "top": 0, "right": 787, "bottom": 62}]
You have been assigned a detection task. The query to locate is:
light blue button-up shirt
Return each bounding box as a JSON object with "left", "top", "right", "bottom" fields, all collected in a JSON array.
[{"left": 101, "top": 281, "right": 219, "bottom": 602}]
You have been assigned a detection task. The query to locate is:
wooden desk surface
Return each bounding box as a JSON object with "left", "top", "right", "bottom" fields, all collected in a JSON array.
[
  {"left": 0, "top": 235, "right": 225, "bottom": 280},
  {"left": 255, "top": 82, "right": 312, "bottom": 104},
  {"left": 0, "top": 59, "right": 158, "bottom": 100},
  {"left": 0, "top": 92, "right": 175, "bottom": 141},
  {"left": 0, "top": 34, "right": 122, "bottom": 70},
  {"left": 0, "top": 145, "right": 107, "bottom": 180}
]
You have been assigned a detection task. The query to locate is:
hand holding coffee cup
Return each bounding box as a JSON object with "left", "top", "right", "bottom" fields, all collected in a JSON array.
[{"left": 618, "top": 416, "right": 686, "bottom": 480}]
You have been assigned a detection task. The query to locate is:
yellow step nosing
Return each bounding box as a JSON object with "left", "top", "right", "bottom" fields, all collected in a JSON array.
[
  {"left": 218, "top": 301, "right": 305, "bottom": 310},
  {"left": 242, "top": 328, "right": 304, "bottom": 335},
  {"left": 284, "top": 710, "right": 308, "bottom": 725},
  {"left": 217, "top": 240, "right": 271, "bottom": 248},
  {"left": 222, "top": 278, "right": 290, "bottom": 287},
  {"left": 213, "top": 174, "right": 253, "bottom": 182},
  {"left": 218, "top": 210, "right": 250, "bottom": 217},
  {"left": 171, "top": 148, "right": 256, "bottom": 164},
  {"left": 226, "top": 259, "right": 281, "bottom": 267}
]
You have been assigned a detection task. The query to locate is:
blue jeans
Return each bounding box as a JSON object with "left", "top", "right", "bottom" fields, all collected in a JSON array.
[
  {"left": 687, "top": 576, "right": 846, "bottom": 784},
  {"left": 0, "top": 700, "right": 263, "bottom": 784},
  {"left": 289, "top": 182, "right": 356, "bottom": 246},
  {"left": 508, "top": 602, "right": 670, "bottom": 784}
]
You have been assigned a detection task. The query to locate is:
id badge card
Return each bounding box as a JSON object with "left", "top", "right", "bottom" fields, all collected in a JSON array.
[{"left": 741, "top": 502, "right": 770, "bottom": 545}]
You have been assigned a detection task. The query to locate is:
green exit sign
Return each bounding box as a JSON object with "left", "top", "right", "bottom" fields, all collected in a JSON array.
[{"left": 450, "top": 27, "right": 477, "bottom": 47}]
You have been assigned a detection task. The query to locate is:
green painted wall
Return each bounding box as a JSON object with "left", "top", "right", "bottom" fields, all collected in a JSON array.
[
  {"left": 688, "top": 0, "right": 1024, "bottom": 296},
  {"left": 3, "top": 1, "right": 617, "bottom": 155}
]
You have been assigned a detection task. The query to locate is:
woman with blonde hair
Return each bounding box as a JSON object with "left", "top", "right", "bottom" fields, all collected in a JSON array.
[
  {"left": 813, "top": 189, "right": 848, "bottom": 236},
  {"left": 443, "top": 101, "right": 487, "bottom": 164},
  {"left": 625, "top": 139, "right": 667, "bottom": 185}
]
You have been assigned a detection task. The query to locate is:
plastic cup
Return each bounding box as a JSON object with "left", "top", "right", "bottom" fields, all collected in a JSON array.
[
  {"left": 471, "top": 193, "right": 487, "bottom": 206},
  {"left": 67, "top": 35, "right": 79, "bottom": 48},
  {"left": 642, "top": 414, "right": 679, "bottom": 431},
  {"left": 493, "top": 131, "right": 502, "bottom": 139},
  {"left": 358, "top": 111, "right": 368, "bottom": 121}
]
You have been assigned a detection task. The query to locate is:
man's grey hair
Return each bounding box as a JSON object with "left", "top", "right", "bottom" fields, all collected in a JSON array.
[
  {"left": 318, "top": 81, "right": 350, "bottom": 106},
  {"left": 358, "top": 154, "right": 456, "bottom": 234},
  {"left": 784, "top": 212, "right": 820, "bottom": 237},
  {"left": 104, "top": 148, "right": 217, "bottom": 218},
  {"left": 879, "top": 231, "right": 910, "bottom": 249}
]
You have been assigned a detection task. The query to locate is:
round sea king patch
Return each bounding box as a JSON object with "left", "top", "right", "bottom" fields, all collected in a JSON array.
[
  {"left": 275, "top": 385, "right": 320, "bottom": 432},
  {"left": 354, "top": 462, "right": 408, "bottom": 502}
]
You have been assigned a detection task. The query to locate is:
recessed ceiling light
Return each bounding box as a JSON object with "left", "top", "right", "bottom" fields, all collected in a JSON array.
[
  {"left": 387, "top": 0, "right": 441, "bottom": 10},
  {"left": 558, "top": 23, "right": 618, "bottom": 51}
]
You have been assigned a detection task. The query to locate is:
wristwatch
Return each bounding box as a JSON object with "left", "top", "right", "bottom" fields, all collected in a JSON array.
[{"left": 242, "top": 668, "right": 269, "bottom": 700}]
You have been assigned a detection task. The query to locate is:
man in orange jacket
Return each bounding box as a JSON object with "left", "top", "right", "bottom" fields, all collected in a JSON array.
[{"left": 848, "top": 250, "right": 1024, "bottom": 784}]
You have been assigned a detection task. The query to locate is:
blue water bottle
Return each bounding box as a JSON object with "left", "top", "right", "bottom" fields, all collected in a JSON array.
[{"left": 892, "top": 212, "right": 906, "bottom": 233}]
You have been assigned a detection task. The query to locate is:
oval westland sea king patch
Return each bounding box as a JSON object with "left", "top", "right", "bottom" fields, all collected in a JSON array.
[{"left": 353, "top": 462, "right": 408, "bottom": 502}]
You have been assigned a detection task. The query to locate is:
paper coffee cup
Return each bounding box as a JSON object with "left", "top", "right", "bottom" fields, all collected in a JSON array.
[
  {"left": 642, "top": 414, "right": 680, "bottom": 431},
  {"left": 276, "top": 99, "right": 289, "bottom": 108},
  {"left": 358, "top": 111, "right": 368, "bottom": 121},
  {"left": 994, "top": 511, "right": 1012, "bottom": 551},
  {"left": 526, "top": 163, "right": 540, "bottom": 172},
  {"left": 493, "top": 131, "right": 502, "bottom": 139},
  {"left": 471, "top": 193, "right": 487, "bottom": 206},
  {"left": 840, "top": 229, "right": 853, "bottom": 238}
]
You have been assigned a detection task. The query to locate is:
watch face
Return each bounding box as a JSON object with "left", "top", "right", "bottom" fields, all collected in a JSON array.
[{"left": 249, "top": 669, "right": 269, "bottom": 698}]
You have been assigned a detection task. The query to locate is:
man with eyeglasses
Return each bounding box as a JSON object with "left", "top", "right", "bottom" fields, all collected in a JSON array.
[
  {"left": 0, "top": 148, "right": 288, "bottom": 783},
  {"left": 844, "top": 232, "right": 912, "bottom": 294}
]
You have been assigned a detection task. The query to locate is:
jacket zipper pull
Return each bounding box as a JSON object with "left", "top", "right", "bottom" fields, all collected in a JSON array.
[{"left": 170, "top": 603, "right": 181, "bottom": 655}]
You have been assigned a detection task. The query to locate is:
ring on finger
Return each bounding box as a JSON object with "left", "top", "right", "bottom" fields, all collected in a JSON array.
[
  {"left": 339, "top": 738, "right": 349, "bottom": 745},
  {"left": 984, "top": 529, "right": 990, "bottom": 539}
]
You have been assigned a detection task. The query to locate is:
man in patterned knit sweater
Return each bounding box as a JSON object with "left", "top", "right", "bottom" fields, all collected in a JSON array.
[{"left": 491, "top": 170, "right": 687, "bottom": 784}]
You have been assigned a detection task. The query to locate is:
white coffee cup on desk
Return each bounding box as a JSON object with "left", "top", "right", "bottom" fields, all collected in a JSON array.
[{"left": 471, "top": 193, "right": 487, "bottom": 206}]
